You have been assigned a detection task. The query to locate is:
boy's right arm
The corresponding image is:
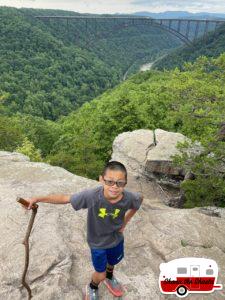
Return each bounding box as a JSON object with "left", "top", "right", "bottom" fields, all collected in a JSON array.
[{"left": 26, "top": 194, "right": 71, "bottom": 210}]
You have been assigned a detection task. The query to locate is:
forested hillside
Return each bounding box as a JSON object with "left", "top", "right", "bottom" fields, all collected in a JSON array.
[
  {"left": 46, "top": 54, "right": 224, "bottom": 207},
  {"left": 0, "top": 8, "right": 118, "bottom": 119},
  {"left": 0, "top": 7, "right": 179, "bottom": 119},
  {"left": 154, "top": 22, "right": 225, "bottom": 70}
]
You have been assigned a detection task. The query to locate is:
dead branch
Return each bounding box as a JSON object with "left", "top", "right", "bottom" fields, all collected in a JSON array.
[{"left": 17, "top": 197, "right": 38, "bottom": 299}]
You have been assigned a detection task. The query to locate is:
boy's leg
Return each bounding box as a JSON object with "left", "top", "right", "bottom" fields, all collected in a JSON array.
[
  {"left": 85, "top": 248, "right": 107, "bottom": 299},
  {"left": 104, "top": 267, "right": 124, "bottom": 297},
  {"left": 104, "top": 239, "right": 124, "bottom": 297},
  {"left": 85, "top": 271, "right": 106, "bottom": 300},
  {"left": 106, "top": 263, "right": 114, "bottom": 280},
  {"left": 91, "top": 270, "right": 106, "bottom": 286}
]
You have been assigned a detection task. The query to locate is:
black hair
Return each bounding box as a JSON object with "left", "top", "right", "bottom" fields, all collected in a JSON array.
[{"left": 102, "top": 161, "right": 127, "bottom": 181}]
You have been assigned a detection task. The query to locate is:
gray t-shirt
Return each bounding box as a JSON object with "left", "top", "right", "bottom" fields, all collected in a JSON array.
[{"left": 70, "top": 185, "right": 142, "bottom": 249}]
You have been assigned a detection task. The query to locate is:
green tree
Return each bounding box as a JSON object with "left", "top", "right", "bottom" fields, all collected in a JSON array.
[
  {"left": 16, "top": 137, "right": 43, "bottom": 162},
  {"left": 0, "top": 116, "right": 24, "bottom": 151}
]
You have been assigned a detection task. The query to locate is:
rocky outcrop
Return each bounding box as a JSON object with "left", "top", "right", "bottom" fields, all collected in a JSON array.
[
  {"left": 111, "top": 128, "right": 186, "bottom": 185},
  {"left": 145, "top": 129, "right": 186, "bottom": 177},
  {"left": 111, "top": 128, "right": 203, "bottom": 207},
  {"left": 0, "top": 151, "right": 225, "bottom": 300},
  {"left": 111, "top": 128, "right": 202, "bottom": 185}
]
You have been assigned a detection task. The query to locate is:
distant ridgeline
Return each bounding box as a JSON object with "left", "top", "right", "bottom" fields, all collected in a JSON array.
[
  {"left": 0, "top": 6, "right": 179, "bottom": 120},
  {"left": 153, "top": 22, "right": 225, "bottom": 70}
]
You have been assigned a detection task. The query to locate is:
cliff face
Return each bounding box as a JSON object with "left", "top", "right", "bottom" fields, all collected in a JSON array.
[{"left": 0, "top": 145, "right": 225, "bottom": 300}]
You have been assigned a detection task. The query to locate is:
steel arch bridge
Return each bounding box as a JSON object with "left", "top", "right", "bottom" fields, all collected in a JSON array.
[{"left": 35, "top": 15, "right": 225, "bottom": 46}]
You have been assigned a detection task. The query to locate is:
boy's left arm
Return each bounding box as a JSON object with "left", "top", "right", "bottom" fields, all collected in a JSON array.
[{"left": 119, "top": 194, "right": 143, "bottom": 233}]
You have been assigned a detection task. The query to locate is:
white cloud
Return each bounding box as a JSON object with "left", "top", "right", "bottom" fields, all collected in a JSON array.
[
  {"left": 1, "top": 0, "right": 225, "bottom": 14},
  {"left": 131, "top": 0, "right": 225, "bottom": 13}
]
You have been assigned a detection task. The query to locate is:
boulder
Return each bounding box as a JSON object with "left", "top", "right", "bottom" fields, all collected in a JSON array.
[
  {"left": 111, "top": 128, "right": 185, "bottom": 187},
  {"left": 112, "top": 129, "right": 188, "bottom": 181},
  {"left": 145, "top": 129, "right": 185, "bottom": 176},
  {"left": 111, "top": 129, "right": 203, "bottom": 205},
  {"left": 111, "top": 129, "right": 162, "bottom": 199},
  {"left": 0, "top": 152, "right": 225, "bottom": 299}
]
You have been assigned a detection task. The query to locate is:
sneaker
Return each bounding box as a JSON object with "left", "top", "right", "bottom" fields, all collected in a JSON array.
[
  {"left": 104, "top": 276, "right": 124, "bottom": 297},
  {"left": 84, "top": 284, "right": 99, "bottom": 300}
]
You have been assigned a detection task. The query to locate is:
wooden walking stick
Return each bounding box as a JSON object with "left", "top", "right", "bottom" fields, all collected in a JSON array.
[{"left": 17, "top": 197, "right": 38, "bottom": 300}]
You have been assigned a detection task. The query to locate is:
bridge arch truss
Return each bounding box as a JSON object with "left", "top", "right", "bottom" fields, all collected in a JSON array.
[{"left": 35, "top": 16, "right": 225, "bottom": 46}]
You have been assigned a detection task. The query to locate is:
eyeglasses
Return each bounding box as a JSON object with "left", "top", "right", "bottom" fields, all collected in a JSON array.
[{"left": 103, "top": 178, "right": 127, "bottom": 188}]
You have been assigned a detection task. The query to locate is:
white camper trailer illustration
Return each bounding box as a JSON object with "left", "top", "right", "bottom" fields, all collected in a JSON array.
[{"left": 159, "top": 257, "right": 222, "bottom": 298}]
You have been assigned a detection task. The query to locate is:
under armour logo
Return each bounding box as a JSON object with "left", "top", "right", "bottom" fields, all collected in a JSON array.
[
  {"left": 98, "top": 208, "right": 108, "bottom": 218},
  {"left": 98, "top": 208, "right": 120, "bottom": 219}
]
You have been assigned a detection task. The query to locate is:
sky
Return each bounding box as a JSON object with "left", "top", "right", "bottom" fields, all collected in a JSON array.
[{"left": 1, "top": 0, "right": 225, "bottom": 14}]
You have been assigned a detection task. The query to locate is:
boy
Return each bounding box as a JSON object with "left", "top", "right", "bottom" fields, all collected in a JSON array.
[{"left": 26, "top": 161, "right": 143, "bottom": 299}]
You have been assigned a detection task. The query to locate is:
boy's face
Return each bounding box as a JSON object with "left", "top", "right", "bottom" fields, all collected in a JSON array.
[{"left": 99, "top": 169, "right": 127, "bottom": 200}]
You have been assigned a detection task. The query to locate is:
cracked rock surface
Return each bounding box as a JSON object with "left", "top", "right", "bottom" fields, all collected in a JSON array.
[
  {"left": 0, "top": 150, "right": 225, "bottom": 300},
  {"left": 111, "top": 128, "right": 202, "bottom": 184}
]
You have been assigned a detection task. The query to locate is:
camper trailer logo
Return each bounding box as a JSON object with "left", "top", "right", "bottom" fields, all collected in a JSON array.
[{"left": 159, "top": 257, "right": 223, "bottom": 298}]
